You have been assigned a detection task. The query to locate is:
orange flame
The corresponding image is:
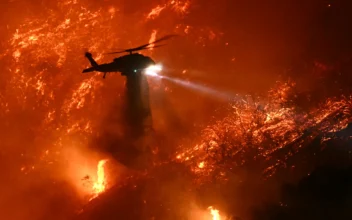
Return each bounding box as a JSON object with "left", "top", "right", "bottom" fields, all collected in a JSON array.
[
  {"left": 147, "top": 5, "right": 166, "bottom": 19},
  {"left": 208, "top": 206, "right": 221, "bottom": 220},
  {"left": 90, "top": 159, "right": 108, "bottom": 200},
  {"left": 174, "top": 81, "right": 352, "bottom": 182},
  {"left": 148, "top": 30, "right": 158, "bottom": 51}
]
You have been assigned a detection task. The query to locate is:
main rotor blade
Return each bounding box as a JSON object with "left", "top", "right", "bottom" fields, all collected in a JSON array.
[
  {"left": 151, "top": 34, "right": 178, "bottom": 45},
  {"left": 137, "top": 44, "right": 166, "bottom": 51},
  {"left": 131, "top": 34, "right": 178, "bottom": 51},
  {"left": 105, "top": 35, "right": 177, "bottom": 55},
  {"left": 105, "top": 44, "right": 167, "bottom": 55},
  {"left": 104, "top": 50, "right": 127, "bottom": 55}
]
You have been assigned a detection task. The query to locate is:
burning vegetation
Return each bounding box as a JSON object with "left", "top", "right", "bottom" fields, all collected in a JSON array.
[
  {"left": 1, "top": 0, "right": 352, "bottom": 219},
  {"left": 175, "top": 81, "right": 352, "bottom": 181}
]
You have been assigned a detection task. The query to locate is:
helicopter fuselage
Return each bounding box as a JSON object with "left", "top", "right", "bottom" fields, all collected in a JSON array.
[{"left": 82, "top": 53, "right": 155, "bottom": 76}]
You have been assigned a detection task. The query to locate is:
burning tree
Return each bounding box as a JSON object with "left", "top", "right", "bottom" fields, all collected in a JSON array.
[{"left": 175, "top": 80, "right": 352, "bottom": 181}]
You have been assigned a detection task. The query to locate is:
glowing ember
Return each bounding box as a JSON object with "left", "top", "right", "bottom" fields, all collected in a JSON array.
[
  {"left": 147, "top": 5, "right": 166, "bottom": 19},
  {"left": 198, "top": 161, "right": 205, "bottom": 168},
  {"left": 170, "top": 0, "right": 191, "bottom": 15},
  {"left": 91, "top": 159, "right": 108, "bottom": 200},
  {"left": 147, "top": 0, "right": 191, "bottom": 20}
]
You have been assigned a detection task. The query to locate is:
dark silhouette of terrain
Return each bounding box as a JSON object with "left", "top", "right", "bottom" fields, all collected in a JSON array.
[
  {"left": 250, "top": 124, "right": 352, "bottom": 220},
  {"left": 253, "top": 165, "right": 352, "bottom": 220}
]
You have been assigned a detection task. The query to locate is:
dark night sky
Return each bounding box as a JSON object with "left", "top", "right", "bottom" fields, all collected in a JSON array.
[{"left": 151, "top": 0, "right": 352, "bottom": 93}]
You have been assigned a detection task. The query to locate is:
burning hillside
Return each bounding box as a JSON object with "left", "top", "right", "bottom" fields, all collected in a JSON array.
[
  {"left": 77, "top": 81, "right": 352, "bottom": 219},
  {"left": 0, "top": 0, "right": 352, "bottom": 219},
  {"left": 175, "top": 81, "right": 352, "bottom": 181}
]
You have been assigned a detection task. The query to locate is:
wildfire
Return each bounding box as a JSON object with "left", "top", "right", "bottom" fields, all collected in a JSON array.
[
  {"left": 0, "top": 0, "right": 219, "bottom": 212},
  {"left": 174, "top": 81, "right": 352, "bottom": 181},
  {"left": 90, "top": 159, "right": 108, "bottom": 200},
  {"left": 170, "top": 0, "right": 191, "bottom": 15},
  {"left": 208, "top": 206, "right": 221, "bottom": 220},
  {"left": 146, "top": 0, "right": 190, "bottom": 20},
  {"left": 1, "top": 0, "right": 351, "bottom": 219},
  {"left": 148, "top": 30, "right": 158, "bottom": 51},
  {"left": 147, "top": 5, "right": 166, "bottom": 19}
]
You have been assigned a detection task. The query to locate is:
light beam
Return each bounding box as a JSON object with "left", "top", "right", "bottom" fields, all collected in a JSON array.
[{"left": 160, "top": 75, "right": 238, "bottom": 101}]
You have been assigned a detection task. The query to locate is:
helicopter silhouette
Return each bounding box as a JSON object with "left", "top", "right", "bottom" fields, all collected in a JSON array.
[
  {"left": 83, "top": 35, "right": 177, "bottom": 167},
  {"left": 82, "top": 34, "right": 176, "bottom": 78}
]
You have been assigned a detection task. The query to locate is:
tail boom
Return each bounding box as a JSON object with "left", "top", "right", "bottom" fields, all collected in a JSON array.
[
  {"left": 82, "top": 67, "right": 96, "bottom": 73},
  {"left": 85, "top": 52, "right": 98, "bottom": 67}
]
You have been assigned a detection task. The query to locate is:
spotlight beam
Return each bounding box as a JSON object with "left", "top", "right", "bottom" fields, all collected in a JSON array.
[{"left": 161, "top": 75, "right": 238, "bottom": 101}]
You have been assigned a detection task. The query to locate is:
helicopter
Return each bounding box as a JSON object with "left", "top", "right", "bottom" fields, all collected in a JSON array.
[{"left": 82, "top": 35, "right": 176, "bottom": 78}]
